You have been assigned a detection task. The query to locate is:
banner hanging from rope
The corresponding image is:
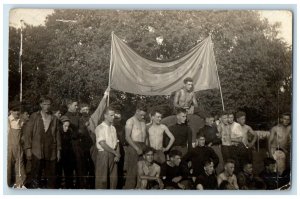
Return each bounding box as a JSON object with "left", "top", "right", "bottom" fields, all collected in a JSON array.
[{"left": 110, "top": 33, "right": 219, "bottom": 96}]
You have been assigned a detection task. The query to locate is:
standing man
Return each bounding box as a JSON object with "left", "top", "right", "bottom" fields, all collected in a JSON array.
[
  {"left": 236, "top": 111, "right": 257, "bottom": 169},
  {"left": 169, "top": 108, "right": 193, "bottom": 156},
  {"left": 217, "top": 111, "right": 232, "bottom": 165},
  {"left": 147, "top": 109, "right": 175, "bottom": 164},
  {"left": 94, "top": 107, "right": 120, "bottom": 189},
  {"left": 7, "top": 102, "right": 27, "bottom": 188},
  {"left": 173, "top": 77, "right": 198, "bottom": 114},
  {"left": 268, "top": 113, "right": 291, "bottom": 175},
  {"left": 124, "top": 103, "right": 147, "bottom": 189},
  {"left": 23, "top": 96, "right": 61, "bottom": 188}
]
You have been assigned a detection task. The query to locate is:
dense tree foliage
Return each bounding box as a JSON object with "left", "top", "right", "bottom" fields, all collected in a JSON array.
[{"left": 8, "top": 10, "right": 292, "bottom": 128}]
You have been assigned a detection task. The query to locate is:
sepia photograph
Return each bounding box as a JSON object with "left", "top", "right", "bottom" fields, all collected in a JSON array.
[{"left": 6, "top": 8, "right": 292, "bottom": 191}]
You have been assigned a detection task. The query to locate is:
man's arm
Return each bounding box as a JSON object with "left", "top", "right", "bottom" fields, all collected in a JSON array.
[
  {"left": 23, "top": 113, "right": 35, "bottom": 160},
  {"left": 163, "top": 125, "right": 175, "bottom": 151},
  {"left": 217, "top": 174, "right": 223, "bottom": 187},
  {"left": 99, "top": 140, "right": 120, "bottom": 157},
  {"left": 268, "top": 127, "right": 276, "bottom": 156},
  {"left": 137, "top": 161, "right": 160, "bottom": 181},
  {"left": 237, "top": 173, "right": 247, "bottom": 190},
  {"left": 55, "top": 118, "right": 62, "bottom": 161},
  {"left": 192, "top": 94, "right": 198, "bottom": 108},
  {"left": 187, "top": 127, "right": 193, "bottom": 151},
  {"left": 125, "top": 119, "right": 142, "bottom": 155},
  {"left": 232, "top": 175, "right": 239, "bottom": 190},
  {"left": 247, "top": 126, "right": 257, "bottom": 148},
  {"left": 173, "top": 91, "right": 181, "bottom": 108},
  {"left": 209, "top": 148, "right": 219, "bottom": 168}
]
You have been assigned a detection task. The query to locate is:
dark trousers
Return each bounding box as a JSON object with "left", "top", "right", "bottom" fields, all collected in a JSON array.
[
  {"left": 72, "top": 140, "right": 87, "bottom": 189},
  {"left": 232, "top": 144, "right": 252, "bottom": 174},
  {"left": 221, "top": 145, "right": 234, "bottom": 163},
  {"left": 31, "top": 155, "right": 56, "bottom": 188},
  {"left": 56, "top": 153, "right": 75, "bottom": 189}
]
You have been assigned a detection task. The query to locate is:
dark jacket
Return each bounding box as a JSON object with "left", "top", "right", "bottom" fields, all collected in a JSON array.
[{"left": 23, "top": 111, "right": 61, "bottom": 160}]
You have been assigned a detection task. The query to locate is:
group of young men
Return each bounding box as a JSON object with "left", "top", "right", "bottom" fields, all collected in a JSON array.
[{"left": 7, "top": 77, "right": 291, "bottom": 190}]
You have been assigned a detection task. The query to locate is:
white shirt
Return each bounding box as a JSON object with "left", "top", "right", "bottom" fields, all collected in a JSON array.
[
  {"left": 8, "top": 114, "right": 22, "bottom": 130},
  {"left": 95, "top": 121, "right": 118, "bottom": 151},
  {"left": 230, "top": 122, "right": 243, "bottom": 140}
]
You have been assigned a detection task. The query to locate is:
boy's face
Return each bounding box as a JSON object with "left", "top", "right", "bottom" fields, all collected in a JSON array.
[
  {"left": 243, "top": 163, "right": 253, "bottom": 175},
  {"left": 170, "top": 155, "right": 182, "bottom": 166},
  {"left": 225, "top": 163, "right": 235, "bottom": 176},
  {"left": 220, "top": 115, "right": 228, "bottom": 125},
  {"left": 205, "top": 117, "right": 214, "bottom": 126},
  {"left": 80, "top": 106, "right": 90, "bottom": 114},
  {"left": 184, "top": 81, "right": 193, "bottom": 91},
  {"left": 228, "top": 114, "right": 234, "bottom": 124},
  {"left": 177, "top": 112, "right": 187, "bottom": 124},
  {"left": 237, "top": 116, "right": 246, "bottom": 125},
  {"left": 197, "top": 136, "right": 206, "bottom": 147},
  {"left": 136, "top": 110, "right": 146, "bottom": 121},
  {"left": 204, "top": 162, "right": 214, "bottom": 175},
  {"left": 144, "top": 151, "right": 154, "bottom": 163},
  {"left": 54, "top": 110, "right": 61, "bottom": 119},
  {"left": 281, "top": 115, "right": 290, "bottom": 126},
  {"left": 152, "top": 112, "right": 162, "bottom": 125},
  {"left": 105, "top": 110, "right": 115, "bottom": 123},
  {"left": 62, "top": 121, "right": 70, "bottom": 132},
  {"left": 21, "top": 112, "right": 30, "bottom": 121},
  {"left": 68, "top": 102, "right": 78, "bottom": 113},
  {"left": 40, "top": 100, "right": 51, "bottom": 113},
  {"left": 11, "top": 110, "right": 21, "bottom": 119}
]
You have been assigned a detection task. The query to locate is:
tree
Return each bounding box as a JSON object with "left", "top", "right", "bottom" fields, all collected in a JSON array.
[{"left": 8, "top": 10, "right": 292, "bottom": 126}]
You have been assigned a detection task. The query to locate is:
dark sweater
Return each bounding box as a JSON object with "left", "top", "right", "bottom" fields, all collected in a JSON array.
[
  {"left": 183, "top": 146, "right": 219, "bottom": 176},
  {"left": 195, "top": 173, "right": 218, "bottom": 190},
  {"left": 198, "top": 125, "right": 222, "bottom": 146},
  {"left": 161, "top": 161, "right": 190, "bottom": 188},
  {"left": 168, "top": 123, "right": 193, "bottom": 151}
]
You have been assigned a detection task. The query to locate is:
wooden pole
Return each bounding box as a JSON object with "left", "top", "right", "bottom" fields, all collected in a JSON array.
[
  {"left": 19, "top": 20, "right": 24, "bottom": 103},
  {"left": 216, "top": 67, "right": 225, "bottom": 111},
  {"left": 210, "top": 36, "right": 225, "bottom": 111},
  {"left": 107, "top": 31, "right": 114, "bottom": 106}
]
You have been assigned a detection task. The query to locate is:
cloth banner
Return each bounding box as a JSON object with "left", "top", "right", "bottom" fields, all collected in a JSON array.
[{"left": 110, "top": 33, "right": 219, "bottom": 95}]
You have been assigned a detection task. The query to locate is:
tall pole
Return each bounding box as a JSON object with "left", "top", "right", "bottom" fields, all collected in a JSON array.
[
  {"left": 210, "top": 35, "right": 225, "bottom": 111},
  {"left": 19, "top": 20, "right": 24, "bottom": 103},
  {"left": 216, "top": 67, "right": 225, "bottom": 111},
  {"left": 107, "top": 31, "right": 114, "bottom": 106}
]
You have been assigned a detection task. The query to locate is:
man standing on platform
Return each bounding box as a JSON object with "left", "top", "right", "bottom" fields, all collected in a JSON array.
[{"left": 173, "top": 77, "right": 198, "bottom": 115}]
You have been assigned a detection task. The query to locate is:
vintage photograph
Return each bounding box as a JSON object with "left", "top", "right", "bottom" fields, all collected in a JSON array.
[{"left": 7, "top": 9, "right": 292, "bottom": 190}]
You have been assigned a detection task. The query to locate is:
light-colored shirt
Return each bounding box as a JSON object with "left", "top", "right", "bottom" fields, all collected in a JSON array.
[
  {"left": 95, "top": 122, "right": 118, "bottom": 151},
  {"left": 8, "top": 114, "right": 22, "bottom": 130},
  {"left": 220, "top": 124, "right": 231, "bottom": 146},
  {"left": 230, "top": 122, "right": 244, "bottom": 140}
]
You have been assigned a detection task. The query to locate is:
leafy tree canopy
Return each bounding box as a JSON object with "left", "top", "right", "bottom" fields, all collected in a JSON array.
[{"left": 8, "top": 10, "right": 292, "bottom": 129}]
